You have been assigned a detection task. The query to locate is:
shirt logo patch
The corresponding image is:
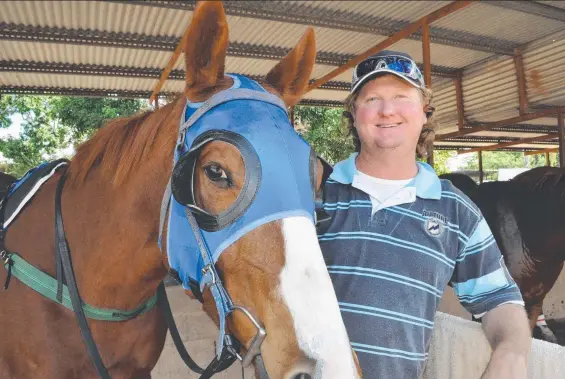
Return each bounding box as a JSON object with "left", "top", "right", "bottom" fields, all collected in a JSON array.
[
  {"left": 423, "top": 211, "right": 446, "bottom": 237},
  {"left": 425, "top": 217, "right": 444, "bottom": 236}
]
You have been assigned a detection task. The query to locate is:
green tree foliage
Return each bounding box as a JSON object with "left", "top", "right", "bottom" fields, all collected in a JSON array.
[
  {"left": 458, "top": 150, "right": 561, "bottom": 181},
  {"left": 432, "top": 150, "right": 455, "bottom": 175},
  {"left": 294, "top": 106, "right": 355, "bottom": 164},
  {"left": 0, "top": 95, "right": 145, "bottom": 177},
  {"left": 527, "top": 152, "right": 559, "bottom": 168},
  {"left": 459, "top": 151, "right": 525, "bottom": 171},
  {"left": 53, "top": 97, "right": 147, "bottom": 141}
]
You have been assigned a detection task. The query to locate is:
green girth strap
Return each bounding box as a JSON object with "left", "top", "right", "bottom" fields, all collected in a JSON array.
[{"left": 3, "top": 252, "right": 157, "bottom": 322}]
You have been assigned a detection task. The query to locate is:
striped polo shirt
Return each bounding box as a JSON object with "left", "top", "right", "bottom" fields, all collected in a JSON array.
[{"left": 318, "top": 153, "right": 524, "bottom": 379}]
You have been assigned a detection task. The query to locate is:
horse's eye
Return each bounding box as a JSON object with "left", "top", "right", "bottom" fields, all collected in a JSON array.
[{"left": 203, "top": 164, "right": 232, "bottom": 188}]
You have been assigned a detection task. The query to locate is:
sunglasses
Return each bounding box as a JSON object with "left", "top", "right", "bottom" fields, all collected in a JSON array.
[{"left": 355, "top": 55, "right": 425, "bottom": 88}]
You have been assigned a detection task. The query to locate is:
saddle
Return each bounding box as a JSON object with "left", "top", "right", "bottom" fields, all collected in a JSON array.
[{"left": 1, "top": 159, "right": 69, "bottom": 228}]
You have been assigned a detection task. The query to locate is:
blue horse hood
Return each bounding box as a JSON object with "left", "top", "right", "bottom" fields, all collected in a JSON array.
[{"left": 162, "top": 74, "right": 317, "bottom": 289}]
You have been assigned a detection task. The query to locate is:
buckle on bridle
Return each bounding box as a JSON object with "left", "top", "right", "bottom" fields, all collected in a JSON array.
[
  {"left": 0, "top": 250, "right": 9, "bottom": 265},
  {"left": 231, "top": 305, "right": 267, "bottom": 367},
  {"left": 201, "top": 264, "right": 217, "bottom": 285}
]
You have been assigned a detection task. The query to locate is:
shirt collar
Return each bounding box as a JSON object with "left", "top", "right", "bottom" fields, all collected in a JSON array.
[{"left": 329, "top": 152, "right": 442, "bottom": 200}]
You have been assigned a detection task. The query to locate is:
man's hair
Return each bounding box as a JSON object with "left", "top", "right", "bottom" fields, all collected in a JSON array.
[{"left": 341, "top": 81, "right": 438, "bottom": 159}]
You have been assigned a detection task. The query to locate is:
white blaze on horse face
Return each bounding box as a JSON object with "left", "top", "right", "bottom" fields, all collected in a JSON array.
[{"left": 279, "top": 216, "right": 359, "bottom": 378}]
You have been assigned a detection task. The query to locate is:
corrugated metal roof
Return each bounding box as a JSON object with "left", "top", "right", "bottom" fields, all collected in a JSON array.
[
  {"left": 1, "top": 1, "right": 192, "bottom": 36},
  {"left": 523, "top": 31, "right": 565, "bottom": 107},
  {"left": 387, "top": 39, "right": 493, "bottom": 69},
  {"left": 433, "top": 2, "right": 565, "bottom": 44},
  {"left": 433, "top": 81, "right": 458, "bottom": 131},
  {"left": 461, "top": 56, "right": 520, "bottom": 122},
  {"left": 2, "top": 0, "right": 565, "bottom": 151},
  {"left": 0, "top": 72, "right": 157, "bottom": 91},
  {"left": 283, "top": 1, "right": 447, "bottom": 23},
  {"left": 0, "top": 41, "right": 171, "bottom": 68}
]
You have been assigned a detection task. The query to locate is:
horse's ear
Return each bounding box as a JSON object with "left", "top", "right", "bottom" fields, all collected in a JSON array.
[
  {"left": 265, "top": 27, "right": 316, "bottom": 107},
  {"left": 184, "top": 1, "right": 229, "bottom": 94}
]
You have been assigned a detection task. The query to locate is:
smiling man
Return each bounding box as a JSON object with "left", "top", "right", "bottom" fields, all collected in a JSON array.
[{"left": 317, "top": 50, "right": 531, "bottom": 379}]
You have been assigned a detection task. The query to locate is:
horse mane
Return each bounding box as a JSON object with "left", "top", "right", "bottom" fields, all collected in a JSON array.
[{"left": 68, "top": 98, "right": 183, "bottom": 187}]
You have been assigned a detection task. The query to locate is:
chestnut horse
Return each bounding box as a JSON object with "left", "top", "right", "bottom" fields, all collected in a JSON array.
[
  {"left": 0, "top": 2, "right": 361, "bottom": 378},
  {"left": 440, "top": 168, "right": 565, "bottom": 344}
]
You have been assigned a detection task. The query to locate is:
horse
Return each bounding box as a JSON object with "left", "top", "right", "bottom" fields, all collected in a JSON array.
[
  {"left": 440, "top": 168, "right": 565, "bottom": 344},
  {"left": 0, "top": 2, "right": 361, "bottom": 378}
]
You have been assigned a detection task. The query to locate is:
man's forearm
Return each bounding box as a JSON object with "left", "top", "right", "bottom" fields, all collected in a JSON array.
[{"left": 480, "top": 303, "right": 531, "bottom": 379}]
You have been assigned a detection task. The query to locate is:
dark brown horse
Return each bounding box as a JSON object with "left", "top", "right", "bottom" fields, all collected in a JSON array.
[
  {"left": 440, "top": 167, "right": 565, "bottom": 344},
  {"left": 0, "top": 2, "right": 361, "bottom": 378}
]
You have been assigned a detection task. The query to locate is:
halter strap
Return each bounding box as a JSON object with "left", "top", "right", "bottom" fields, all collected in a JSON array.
[{"left": 159, "top": 81, "right": 283, "bottom": 364}]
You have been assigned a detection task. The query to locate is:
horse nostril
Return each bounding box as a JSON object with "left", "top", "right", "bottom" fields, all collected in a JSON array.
[{"left": 293, "top": 374, "right": 312, "bottom": 379}]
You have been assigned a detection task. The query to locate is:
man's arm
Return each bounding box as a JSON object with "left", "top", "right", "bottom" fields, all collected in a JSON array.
[{"left": 480, "top": 303, "right": 531, "bottom": 379}]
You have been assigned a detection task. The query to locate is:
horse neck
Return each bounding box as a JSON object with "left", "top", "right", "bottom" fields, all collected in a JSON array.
[{"left": 63, "top": 102, "right": 182, "bottom": 309}]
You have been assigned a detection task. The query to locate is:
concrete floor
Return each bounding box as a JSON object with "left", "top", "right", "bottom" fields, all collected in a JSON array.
[{"left": 153, "top": 267, "right": 565, "bottom": 378}]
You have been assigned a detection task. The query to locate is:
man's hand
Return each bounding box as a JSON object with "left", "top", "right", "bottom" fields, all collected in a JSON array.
[{"left": 479, "top": 303, "right": 531, "bottom": 379}]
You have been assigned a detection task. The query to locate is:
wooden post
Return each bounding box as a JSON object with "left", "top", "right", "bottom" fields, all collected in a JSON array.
[
  {"left": 546, "top": 151, "right": 550, "bottom": 166},
  {"left": 306, "top": 1, "right": 474, "bottom": 93},
  {"left": 422, "top": 21, "right": 433, "bottom": 166},
  {"left": 559, "top": 111, "right": 564, "bottom": 167},
  {"left": 436, "top": 108, "right": 563, "bottom": 140},
  {"left": 478, "top": 151, "right": 484, "bottom": 184},
  {"left": 421, "top": 21, "right": 432, "bottom": 88},
  {"left": 454, "top": 72, "right": 465, "bottom": 131},
  {"left": 513, "top": 48, "right": 528, "bottom": 115}
]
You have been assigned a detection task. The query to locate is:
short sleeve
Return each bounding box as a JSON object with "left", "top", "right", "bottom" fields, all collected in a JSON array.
[{"left": 450, "top": 217, "right": 524, "bottom": 317}]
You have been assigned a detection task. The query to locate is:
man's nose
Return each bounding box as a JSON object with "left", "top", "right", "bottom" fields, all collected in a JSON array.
[{"left": 377, "top": 99, "right": 396, "bottom": 117}]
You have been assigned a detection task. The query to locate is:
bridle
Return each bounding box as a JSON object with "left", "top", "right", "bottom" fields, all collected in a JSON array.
[
  {"left": 0, "top": 73, "right": 328, "bottom": 379},
  {"left": 158, "top": 74, "right": 323, "bottom": 377}
]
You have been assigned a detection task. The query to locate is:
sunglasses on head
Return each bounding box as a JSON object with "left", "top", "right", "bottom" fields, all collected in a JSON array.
[{"left": 355, "top": 55, "right": 425, "bottom": 88}]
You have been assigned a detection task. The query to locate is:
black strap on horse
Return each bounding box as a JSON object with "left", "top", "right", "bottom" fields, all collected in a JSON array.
[
  {"left": 157, "top": 282, "right": 241, "bottom": 378},
  {"left": 54, "top": 170, "right": 240, "bottom": 379},
  {"left": 55, "top": 171, "right": 112, "bottom": 379}
]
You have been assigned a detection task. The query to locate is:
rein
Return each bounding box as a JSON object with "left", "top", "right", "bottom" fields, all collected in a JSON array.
[{"left": 0, "top": 165, "right": 241, "bottom": 379}]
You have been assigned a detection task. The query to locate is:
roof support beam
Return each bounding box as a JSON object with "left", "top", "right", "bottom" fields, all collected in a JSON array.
[
  {"left": 487, "top": 1, "right": 565, "bottom": 23},
  {"left": 306, "top": 1, "right": 474, "bottom": 93},
  {"left": 0, "top": 24, "right": 457, "bottom": 78},
  {"left": 422, "top": 22, "right": 432, "bottom": 88},
  {"left": 149, "top": 19, "right": 192, "bottom": 105},
  {"left": 524, "top": 147, "right": 559, "bottom": 156},
  {"left": 457, "top": 133, "right": 559, "bottom": 154},
  {"left": 114, "top": 0, "right": 512, "bottom": 55},
  {"left": 436, "top": 108, "right": 564, "bottom": 140},
  {"left": 0, "top": 60, "right": 350, "bottom": 92},
  {"left": 0, "top": 85, "right": 340, "bottom": 107},
  {"left": 513, "top": 48, "right": 528, "bottom": 116}
]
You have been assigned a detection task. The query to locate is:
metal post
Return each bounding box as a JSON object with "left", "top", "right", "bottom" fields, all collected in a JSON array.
[
  {"left": 478, "top": 151, "right": 484, "bottom": 184},
  {"left": 546, "top": 151, "right": 550, "bottom": 166}
]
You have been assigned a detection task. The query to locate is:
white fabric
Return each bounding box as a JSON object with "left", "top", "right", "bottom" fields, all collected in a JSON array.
[
  {"left": 422, "top": 312, "right": 565, "bottom": 379},
  {"left": 352, "top": 170, "right": 416, "bottom": 214}
]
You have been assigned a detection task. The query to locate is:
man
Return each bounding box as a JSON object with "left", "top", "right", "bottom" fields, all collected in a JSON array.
[{"left": 317, "top": 50, "right": 531, "bottom": 378}]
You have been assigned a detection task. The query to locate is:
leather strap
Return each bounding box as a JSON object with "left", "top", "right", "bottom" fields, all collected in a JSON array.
[
  {"left": 55, "top": 171, "right": 111, "bottom": 379},
  {"left": 157, "top": 282, "right": 204, "bottom": 374}
]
